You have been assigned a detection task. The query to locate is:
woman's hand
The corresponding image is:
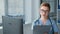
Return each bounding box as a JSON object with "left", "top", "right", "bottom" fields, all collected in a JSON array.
[
  {"left": 54, "top": 32, "right": 58, "bottom": 34},
  {"left": 44, "top": 32, "right": 48, "bottom": 34}
]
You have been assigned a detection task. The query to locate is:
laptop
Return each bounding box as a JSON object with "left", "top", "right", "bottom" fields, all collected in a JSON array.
[{"left": 33, "top": 25, "right": 51, "bottom": 34}]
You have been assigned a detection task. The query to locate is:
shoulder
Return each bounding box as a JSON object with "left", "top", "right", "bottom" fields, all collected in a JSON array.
[
  {"left": 32, "top": 19, "right": 39, "bottom": 25},
  {"left": 34, "top": 19, "right": 39, "bottom": 23},
  {"left": 49, "top": 18, "right": 56, "bottom": 24},
  {"left": 31, "top": 19, "right": 39, "bottom": 30},
  {"left": 49, "top": 18, "right": 59, "bottom": 32}
]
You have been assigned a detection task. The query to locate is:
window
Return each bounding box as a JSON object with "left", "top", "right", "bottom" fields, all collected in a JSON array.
[
  {"left": 0, "top": 0, "right": 5, "bottom": 23},
  {"left": 8, "top": 0, "right": 24, "bottom": 16}
]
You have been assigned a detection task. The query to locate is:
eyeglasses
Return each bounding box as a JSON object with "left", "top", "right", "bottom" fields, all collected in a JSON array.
[{"left": 40, "top": 9, "right": 49, "bottom": 13}]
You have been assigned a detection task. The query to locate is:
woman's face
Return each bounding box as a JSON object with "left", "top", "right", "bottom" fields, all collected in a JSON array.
[{"left": 39, "top": 6, "right": 50, "bottom": 17}]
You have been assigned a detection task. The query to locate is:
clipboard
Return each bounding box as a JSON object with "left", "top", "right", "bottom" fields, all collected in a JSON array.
[{"left": 33, "top": 25, "right": 51, "bottom": 34}]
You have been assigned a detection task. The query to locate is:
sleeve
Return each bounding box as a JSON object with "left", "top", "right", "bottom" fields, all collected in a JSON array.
[
  {"left": 31, "top": 22, "right": 35, "bottom": 30},
  {"left": 31, "top": 19, "right": 38, "bottom": 30},
  {"left": 52, "top": 20, "right": 59, "bottom": 32}
]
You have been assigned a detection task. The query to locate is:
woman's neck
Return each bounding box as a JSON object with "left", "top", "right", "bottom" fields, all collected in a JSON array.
[
  {"left": 40, "top": 16, "right": 48, "bottom": 25},
  {"left": 40, "top": 16, "right": 48, "bottom": 21}
]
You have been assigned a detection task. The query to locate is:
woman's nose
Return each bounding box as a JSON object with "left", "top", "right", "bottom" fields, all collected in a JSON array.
[{"left": 43, "top": 12, "right": 46, "bottom": 14}]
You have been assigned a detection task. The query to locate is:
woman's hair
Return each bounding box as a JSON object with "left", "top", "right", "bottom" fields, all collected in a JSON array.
[{"left": 40, "top": 2, "right": 50, "bottom": 10}]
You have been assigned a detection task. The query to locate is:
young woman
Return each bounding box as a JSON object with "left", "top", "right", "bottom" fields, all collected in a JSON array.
[{"left": 32, "top": 2, "right": 58, "bottom": 34}]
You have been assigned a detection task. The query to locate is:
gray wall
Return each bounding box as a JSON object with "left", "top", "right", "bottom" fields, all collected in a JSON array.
[
  {"left": 2, "top": 16, "right": 23, "bottom": 34},
  {"left": 23, "top": 23, "right": 32, "bottom": 34}
]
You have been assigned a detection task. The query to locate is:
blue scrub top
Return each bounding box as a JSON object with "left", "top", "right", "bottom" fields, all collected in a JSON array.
[{"left": 31, "top": 18, "right": 59, "bottom": 34}]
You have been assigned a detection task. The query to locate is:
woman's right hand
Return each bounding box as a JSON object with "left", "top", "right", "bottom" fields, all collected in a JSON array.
[{"left": 44, "top": 32, "right": 48, "bottom": 34}]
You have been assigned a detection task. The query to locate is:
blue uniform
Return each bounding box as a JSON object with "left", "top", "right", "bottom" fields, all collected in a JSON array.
[{"left": 31, "top": 18, "right": 59, "bottom": 34}]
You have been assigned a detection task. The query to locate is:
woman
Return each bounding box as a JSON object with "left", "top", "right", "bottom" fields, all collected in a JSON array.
[{"left": 32, "top": 2, "right": 58, "bottom": 34}]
